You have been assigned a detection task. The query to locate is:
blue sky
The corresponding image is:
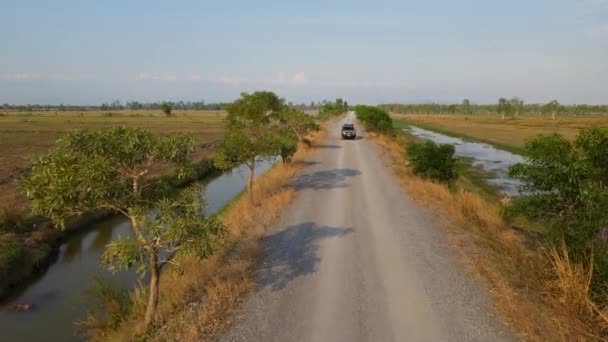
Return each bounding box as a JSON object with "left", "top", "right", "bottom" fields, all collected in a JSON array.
[{"left": 1, "top": 0, "right": 607, "bottom": 105}]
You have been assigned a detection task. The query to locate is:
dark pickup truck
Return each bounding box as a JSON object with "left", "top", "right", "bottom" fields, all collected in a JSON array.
[{"left": 341, "top": 124, "right": 356, "bottom": 140}]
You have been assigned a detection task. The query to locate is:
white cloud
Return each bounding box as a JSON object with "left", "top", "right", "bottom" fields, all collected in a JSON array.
[
  {"left": 0, "top": 72, "right": 40, "bottom": 80},
  {"left": 219, "top": 75, "right": 247, "bottom": 86},
  {"left": 136, "top": 72, "right": 178, "bottom": 81},
  {"left": 273, "top": 72, "right": 308, "bottom": 85},
  {"left": 292, "top": 72, "right": 307, "bottom": 84}
]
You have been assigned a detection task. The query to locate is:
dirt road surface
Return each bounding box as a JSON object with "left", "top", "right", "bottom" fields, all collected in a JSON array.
[{"left": 222, "top": 112, "right": 514, "bottom": 341}]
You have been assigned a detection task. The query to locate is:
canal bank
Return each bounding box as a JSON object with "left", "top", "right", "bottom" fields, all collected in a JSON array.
[{"left": 0, "top": 159, "right": 275, "bottom": 342}]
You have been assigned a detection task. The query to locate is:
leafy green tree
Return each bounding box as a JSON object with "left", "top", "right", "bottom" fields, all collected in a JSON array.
[
  {"left": 461, "top": 98, "right": 472, "bottom": 116},
  {"left": 160, "top": 101, "right": 173, "bottom": 116},
  {"left": 213, "top": 91, "right": 284, "bottom": 203},
  {"left": 509, "top": 97, "right": 524, "bottom": 117},
  {"left": 354, "top": 105, "right": 393, "bottom": 133},
  {"left": 406, "top": 141, "right": 457, "bottom": 183},
  {"left": 20, "top": 127, "right": 225, "bottom": 327},
  {"left": 543, "top": 100, "right": 562, "bottom": 121},
  {"left": 497, "top": 97, "right": 510, "bottom": 120},
  {"left": 508, "top": 128, "right": 608, "bottom": 283},
  {"left": 276, "top": 107, "right": 319, "bottom": 143},
  {"left": 318, "top": 98, "right": 349, "bottom": 119}
]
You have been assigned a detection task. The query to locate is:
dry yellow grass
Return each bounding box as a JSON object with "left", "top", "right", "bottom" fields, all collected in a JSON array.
[
  {"left": 393, "top": 114, "right": 608, "bottom": 150},
  {"left": 0, "top": 110, "right": 225, "bottom": 209},
  {"left": 370, "top": 132, "right": 606, "bottom": 341},
  {"left": 95, "top": 122, "right": 329, "bottom": 341}
]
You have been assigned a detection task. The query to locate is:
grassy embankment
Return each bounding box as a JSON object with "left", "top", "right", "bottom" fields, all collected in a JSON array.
[
  {"left": 91, "top": 119, "right": 330, "bottom": 341},
  {"left": 370, "top": 120, "right": 608, "bottom": 340},
  {"left": 0, "top": 110, "right": 226, "bottom": 299}
]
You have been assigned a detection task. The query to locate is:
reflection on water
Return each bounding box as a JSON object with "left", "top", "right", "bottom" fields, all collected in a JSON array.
[
  {"left": 0, "top": 159, "right": 275, "bottom": 342},
  {"left": 405, "top": 126, "right": 524, "bottom": 196}
]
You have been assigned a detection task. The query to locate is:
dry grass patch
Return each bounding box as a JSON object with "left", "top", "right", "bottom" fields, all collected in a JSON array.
[
  {"left": 95, "top": 124, "right": 327, "bottom": 341},
  {"left": 394, "top": 114, "right": 608, "bottom": 151},
  {"left": 370, "top": 132, "right": 606, "bottom": 341}
]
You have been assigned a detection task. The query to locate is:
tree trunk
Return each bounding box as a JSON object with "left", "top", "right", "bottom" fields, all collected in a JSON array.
[
  {"left": 552, "top": 111, "right": 555, "bottom": 121},
  {"left": 501, "top": 113, "right": 505, "bottom": 120},
  {"left": 248, "top": 158, "right": 255, "bottom": 204},
  {"left": 144, "top": 249, "right": 160, "bottom": 327}
]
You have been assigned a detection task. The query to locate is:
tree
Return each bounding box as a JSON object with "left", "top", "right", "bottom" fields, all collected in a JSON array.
[
  {"left": 508, "top": 128, "right": 608, "bottom": 283},
  {"left": 406, "top": 141, "right": 457, "bottom": 183},
  {"left": 543, "top": 100, "right": 562, "bottom": 121},
  {"left": 213, "top": 91, "right": 284, "bottom": 203},
  {"left": 20, "top": 127, "right": 225, "bottom": 327},
  {"left": 275, "top": 107, "right": 319, "bottom": 143},
  {"left": 461, "top": 98, "right": 472, "bottom": 116},
  {"left": 509, "top": 97, "right": 524, "bottom": 116},
  {"left": 160, "top": 102, "right": 173, "bottom": 116},
  {"left": 354, "top": 105, "right": 393, "bottom": 133},
  {"left": 497, "top": 97, "right": 510, "bottom": 120}
]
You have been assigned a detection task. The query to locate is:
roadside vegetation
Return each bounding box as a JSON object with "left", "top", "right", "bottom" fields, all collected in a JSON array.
[
  {"left": 364, "top": 107, "right": 608, "bottom": 339},
  {"left": 21, "top": 127, "right": 227, "bottom": 327},
  {"left": 354, "top": 105, "right": 392, "bottom": 133},
  {"left": 214, "top": 91, "right": 317, "bottom": 203},
  {"left": 317, "top": 98, "right": 349, "bottom": 120},
  {"left": 79, "top": 91, "right": 326, "bottom": 340}
]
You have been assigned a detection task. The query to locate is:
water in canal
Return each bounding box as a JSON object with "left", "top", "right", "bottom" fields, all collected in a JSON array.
[
  {"left": 405, "top": 126, "right": 524, "bottom": 196},
  {"left": 0, "top": 159, "right": 275, "bottom": 341}
]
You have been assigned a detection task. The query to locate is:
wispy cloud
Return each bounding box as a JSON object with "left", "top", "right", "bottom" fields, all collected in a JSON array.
[
  {"left": 135, "top": 72, "right": 178, "bottom": 81},
  {"left": 0, "top": 72, "right": 40, "bottom": 80},
  {"left": 273, "top": 72, "right": 308, "bottom": 85}
]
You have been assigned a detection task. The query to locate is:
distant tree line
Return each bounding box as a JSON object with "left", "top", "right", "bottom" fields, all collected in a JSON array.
[
  {"left": 381, "top": 99, "right": 608, "bottom": 117},
  {"left": 1, "top": 100, "right": 333, "bottom": 112}
]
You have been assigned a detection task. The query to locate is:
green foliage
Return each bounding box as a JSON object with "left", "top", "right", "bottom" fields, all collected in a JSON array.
[
  {"left": 318, "top": 98, "right": 349, "bottom": 119},
  {"left": 406, "top": 141, "right": 457, "bottom": 183},
  {"left": 274, "top": 107, "right": 318, "bottom": 163},
  {"left": 100, "top": 185, "right": 225, "bottom": 276},
  {"left": 542, "top": 100, "right": 563, "bottom": 119},
  {"left": 508, "top": 128, "right": 608, "bottom": 283},
  {"left": 80, "top": 276, "right": 133, "bottom": 335},
  {"left": 354, "top": 105, "right": 393, "bottom": 133},
  {"left": 21, "top": 127, "right": 195, "bottom": 227},
  {"left": 0, "top": 236, "right": 26, "bottom": 280},
  {"left": 20, "top": 127, "right": 224, "bottom": 326},
  {"left": 381, "top": 98, "right": 608, "bottom": 117},
  {"left": 275, "top": 107, "right": 319, "bottom": 141},
  {"left": 160, "top": 102, "right": 173, "bottom": 116},
  {"left": 214, "top": 91, "right": 284, "bottom": 170},
  {"left": 214, "top": 91, "right": 287, "bottom": 201},
  {"left": 462, "top": 98, "right": 472, "bottom": 115}
]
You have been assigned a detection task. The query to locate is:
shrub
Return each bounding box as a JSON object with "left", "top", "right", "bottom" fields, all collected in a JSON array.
[
  {"left": 354, "top": 105, "right": 392, "bottom": 133},
  {"left": 317, "top": 98, "right": 348, "bottom": 120},
  {"left": 0, "top": 236, "right": 26, "bottom": 280},
  {"left": 508, "top": 128, "right": 608, "bottom": 286},
  {"left": 160, "top": 102, "right": 174, "bottom": 116},
  {"left": 406, "top": 141, "right": 457, "bottom": 183},
  {"left": 0, "top": 200, "right": 26, "bottom": 233}
]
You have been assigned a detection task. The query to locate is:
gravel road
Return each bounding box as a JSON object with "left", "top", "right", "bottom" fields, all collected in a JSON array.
[{"left": 222, "top": 112, "right": 514, "bottom": 342}]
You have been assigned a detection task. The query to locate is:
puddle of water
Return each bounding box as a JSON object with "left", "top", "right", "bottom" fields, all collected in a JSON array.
[
  {"left": 405, "top": 126, "right": 523, "bottom": 196},
  {"left": 0, "top": 159, "right": 275, "bottom": 342}
]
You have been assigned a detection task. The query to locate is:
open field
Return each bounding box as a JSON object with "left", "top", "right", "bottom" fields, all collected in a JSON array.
[
  {"left": 392, "top": 114, "right": 608, "bottom": 152},
  {"left": 0, "top": 110, "right": 226, "bottom": 205}
]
